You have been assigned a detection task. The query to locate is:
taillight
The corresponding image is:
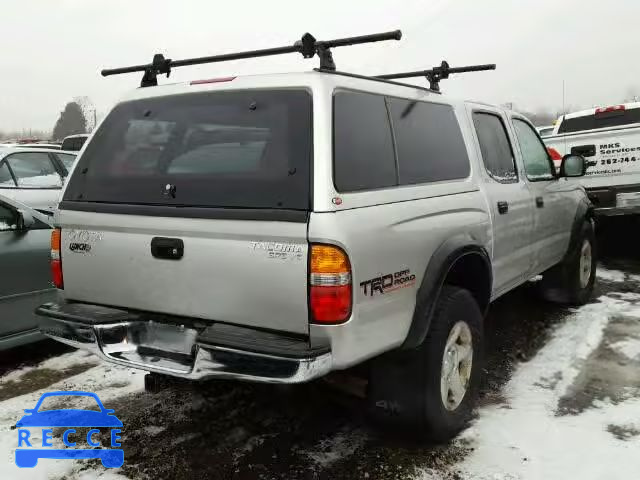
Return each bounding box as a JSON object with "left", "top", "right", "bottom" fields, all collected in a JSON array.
[
  {"left": 51, "top": 228, "right": 63, "bottom": 289},
  {"left": 595, "top": 105, "right": 625, "bottom": 115},
  {"left": 309, "top": 245, "right": 352, "bottom": 324},
  {"left": 547, "top": 147, "right": 562, "bottom": 161}
]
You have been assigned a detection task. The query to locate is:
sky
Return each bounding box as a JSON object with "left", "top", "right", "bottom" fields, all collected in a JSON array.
[{"left": 0, "top": 0, "right": 638, "bottom": 132}]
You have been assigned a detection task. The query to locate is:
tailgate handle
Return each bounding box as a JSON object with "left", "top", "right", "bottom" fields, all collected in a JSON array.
[
  {"left": 151, "top": 237, "right": 184, "bottom": 260},
  {"left": 570, "top": 144, "right": 596, "bottom": 157}
]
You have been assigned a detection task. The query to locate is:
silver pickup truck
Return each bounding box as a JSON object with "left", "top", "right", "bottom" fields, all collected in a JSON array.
[{"left": 36, "top": 38, "right": 595, "bottom": 441}]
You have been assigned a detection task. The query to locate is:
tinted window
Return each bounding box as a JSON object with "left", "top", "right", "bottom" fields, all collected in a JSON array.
[
  {"left": 61, "top": 137, "right": 88, "bottom": 151},
  {"left": 473, "top": 113, "right": 517, "bottom": 183},
  {"left": 56, "top": 152, "right": 77, "bottom": 170},
  {"left": 5, "top": 152, "right": 63, "bottom": 188},
  {"left": 388, "top": 99, "right": 470, "bottom": 185},
  {"left": 0, "top": 162, "right": 15, "bottom": 187},
  {"left": 333, "top": 91, "right": 396, "bottom": 191},
  {"left": 64, "top": 90, "right": 312, "bottom": 210},
  {"left": 513, "top": 119, "right": 554, "bottom": 181},
  {"left": 558, "top": 108, "right": 640, "bottom": 133}
]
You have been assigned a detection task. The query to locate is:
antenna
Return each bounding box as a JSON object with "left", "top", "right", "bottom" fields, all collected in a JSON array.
[
  {"left": 376, "top": 61, "right": 496, "bottom": 92},
  {"left": 101, "top": 30, "right": 403, "bottom": 88}
]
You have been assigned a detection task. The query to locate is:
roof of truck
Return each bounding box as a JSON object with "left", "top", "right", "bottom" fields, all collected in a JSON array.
[
  {"left": 116, "top": 70, "right": 446, "bottom": 104},
  {"left": 563, "top": 101, "right": 640, "bottom": 119}
]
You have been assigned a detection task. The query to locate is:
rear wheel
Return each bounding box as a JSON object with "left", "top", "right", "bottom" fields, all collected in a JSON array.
[
  {"left": 367, "top": 286, "right": 484, "bottom": 442},
  {"left": 540, "top": 220, "right": 596, "bottom": 305}
]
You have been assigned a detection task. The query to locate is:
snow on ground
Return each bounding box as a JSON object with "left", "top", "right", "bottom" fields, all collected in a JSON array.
[
  {"left": 450, "top": 290, "right": 640, "bottom": 480},
  {"left": 297, "top": 427, "right": 369, "bottom": 468},
  {"left": 1, "top": 266, "right": 638, "bottom": 480},
  {"left": 598, "top": 266, "right": 640, "bottom": 284},
  {"left": 610, "top": 338, "right": 640, "bottom": 360},
  {"left": 597, "top": 268, "right": 627, "bottom": 282},
  {"left": 1, "top": 349, "right": 97, "bottom": 383},
  {"left": 0, "top": 351, "right": 143, "bottom": 480}
]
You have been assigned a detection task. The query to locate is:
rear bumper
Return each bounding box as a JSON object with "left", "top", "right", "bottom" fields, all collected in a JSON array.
[
  {"left": 36, "top": 302, "right": 332, "bottom": 384},
  {"left": 586, "top": 183, "right": 640, "bottom": 216}
]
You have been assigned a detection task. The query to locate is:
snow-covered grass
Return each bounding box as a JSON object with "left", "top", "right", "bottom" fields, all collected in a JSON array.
[
  {"left": 0, "top": 351, "right": 143, "bottom": 480},
  {"left": 450, "top": 294, "right": 640, "bottom": 480}
]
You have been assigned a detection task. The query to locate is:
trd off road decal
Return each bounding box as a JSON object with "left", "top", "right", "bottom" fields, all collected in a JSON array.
[{"left": 360, "top": 269, "right": 416, "bottom": 297}]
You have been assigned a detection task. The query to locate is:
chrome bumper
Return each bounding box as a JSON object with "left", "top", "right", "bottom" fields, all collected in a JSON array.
[
  {"left": 594, "top": 205, "right": 640, "bottom": 216},
  {"left": 36, "top": 303, "right": 332, "bottom": 384}
]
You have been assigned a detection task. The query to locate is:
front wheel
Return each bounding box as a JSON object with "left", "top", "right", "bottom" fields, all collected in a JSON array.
[
  {"left": 540, "top": 220, "right": 596, "bottom": 306},
  {"left": 367, "top": 286, "right": 484, "bottom": 442}
]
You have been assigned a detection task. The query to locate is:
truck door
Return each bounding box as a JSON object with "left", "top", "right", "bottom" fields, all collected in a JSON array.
[
  {"left": 511, "top": 117, "right": 573, "bottom": 273},
  {"left": 471, "top": 110, "right": 534, "bottom": 295}
]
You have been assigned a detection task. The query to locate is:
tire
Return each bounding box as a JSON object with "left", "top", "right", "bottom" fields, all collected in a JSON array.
[
  {"left": 367, "top": 286, "right": 484, "bottom": 442},
  {"left": 540, "top": 220, "right": 596, "bottom": 306}
]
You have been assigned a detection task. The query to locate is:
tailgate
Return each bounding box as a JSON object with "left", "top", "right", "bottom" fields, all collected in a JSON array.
[{"left": 59, "top": 211, "right": 310, "bottom": 334}]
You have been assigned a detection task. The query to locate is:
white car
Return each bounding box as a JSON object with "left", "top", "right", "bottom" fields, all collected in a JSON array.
[
  {"left": 0, "top": 147, "right": 77, "bottom": 213},
  {"left": 537, "top": 125, "right": 555, "bottom": 138}
]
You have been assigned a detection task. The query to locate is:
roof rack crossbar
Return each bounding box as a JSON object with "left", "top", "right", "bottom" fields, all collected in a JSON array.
[
  {"left": 102, "top": 30, "right": 402, "bottom": 87},
  {"left": 376, "top": 61, "right": 496, "bottom": 92}
]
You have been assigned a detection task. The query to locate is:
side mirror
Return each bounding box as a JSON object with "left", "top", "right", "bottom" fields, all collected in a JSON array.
[
  {"left": 560, "top": 154, "right": 587, "bottom": 178},
  {"left": 16, "top": 209, "right": 36, "bottom": 230}
]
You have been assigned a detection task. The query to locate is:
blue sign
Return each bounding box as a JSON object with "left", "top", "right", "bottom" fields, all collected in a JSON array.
[{"left": 15, "top": 391, "right": 123, "bottom": 468}]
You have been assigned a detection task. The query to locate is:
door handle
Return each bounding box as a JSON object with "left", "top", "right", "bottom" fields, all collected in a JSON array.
[
  {"left": 497, "top": 201, "right": 509, "bottom": 214},
  {"left": 151, "top": 237, "right": 184, "bottom": 260},
  {"left": 536, "top": 196, "right": 544, "bottom": 208}
]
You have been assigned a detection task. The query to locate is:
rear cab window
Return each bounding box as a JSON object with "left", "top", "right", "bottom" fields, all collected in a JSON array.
[
  {"left": 61, "top": 137, "right": 88, "bottom": 151},
  {"left": 333, "top": 91, "right": 396, "bottom": 191},
  {"left": 472, "top": 112, "right": 518, "bottom": 183},
  {"left": 333, "top": 90, "right": 469, "bottom": 192},
  {"left": 558, "top": 106, "right": 640, "bottom": 134},
  {"left": 63, "top": 90, "right": 313, "bottom": 212}
]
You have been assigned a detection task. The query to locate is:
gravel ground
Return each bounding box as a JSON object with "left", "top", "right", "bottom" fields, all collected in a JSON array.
[{"left": 1, "top": 218, "right": 638, "bottom": 480}]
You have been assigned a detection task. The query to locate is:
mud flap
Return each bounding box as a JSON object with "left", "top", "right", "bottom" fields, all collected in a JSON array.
[{"left": 366, "top": 351, "right": 425, "bottom": 431}]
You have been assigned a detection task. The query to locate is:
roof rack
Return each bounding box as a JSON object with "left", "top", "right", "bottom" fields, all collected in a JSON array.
[
  {"left": 376, "top": 61, "right": 496, "bottom": 92},
  {"left": 101, "top": 30, "right": 402, "bottom": 87}
]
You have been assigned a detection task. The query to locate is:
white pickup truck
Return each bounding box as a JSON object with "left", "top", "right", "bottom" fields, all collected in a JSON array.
[{"left": 544, "top": 102, "right": 640, "bottom": 215}]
